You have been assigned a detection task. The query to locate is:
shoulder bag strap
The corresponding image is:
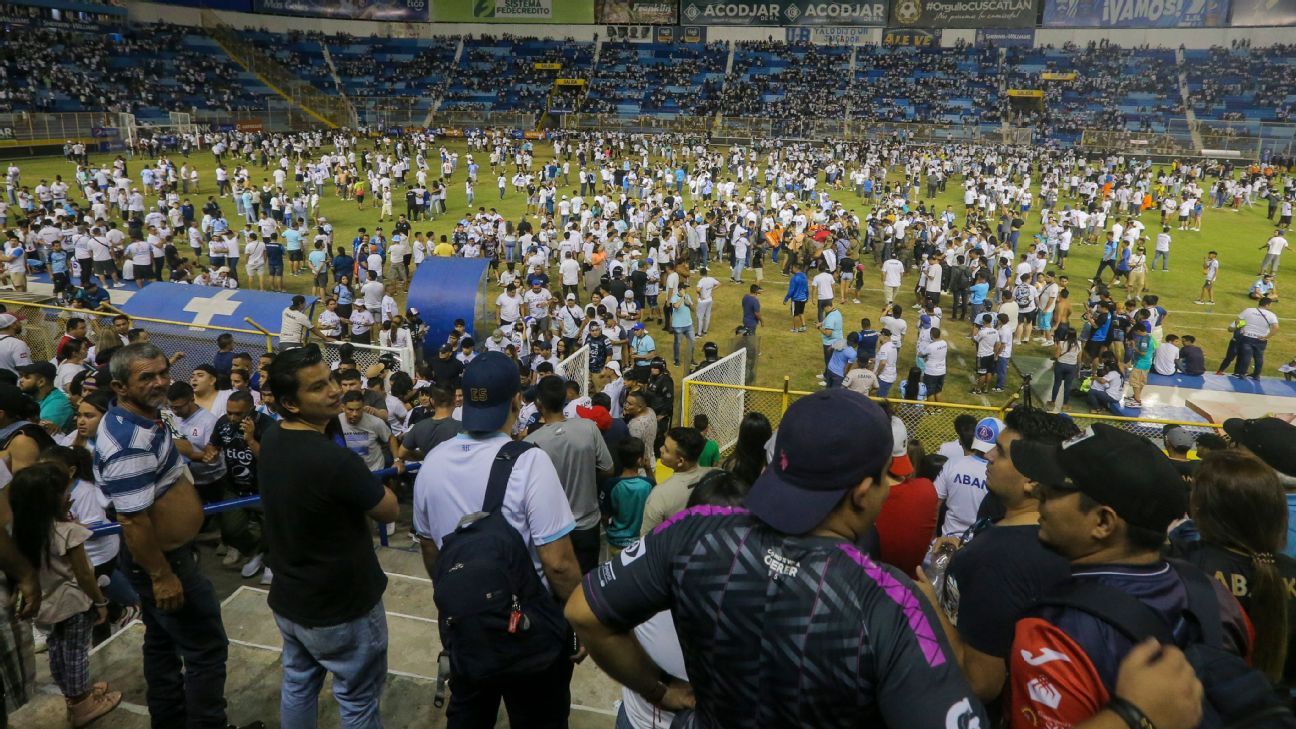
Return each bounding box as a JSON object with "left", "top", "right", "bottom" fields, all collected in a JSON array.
[{"left": 481, "top": 440, "right": 537, "bottom": 515}]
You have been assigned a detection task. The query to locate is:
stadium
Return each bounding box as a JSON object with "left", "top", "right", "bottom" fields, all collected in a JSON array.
[{"left": 0, "top": 0, "right": 1294, "bottom": 726}]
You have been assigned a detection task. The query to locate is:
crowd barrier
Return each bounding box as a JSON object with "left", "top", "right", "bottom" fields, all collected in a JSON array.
[
  {"left": 683, "top": 375, "right": 1225, "bottom": 457},
  {"left": 91, "top": 463, "right": 419, "bottom": 548},
  {"left": 557, "top": 344, "right": 591, "bottom": 398},
  {"left": 0, "top": 299, "right": 274, "bottom": 382}
]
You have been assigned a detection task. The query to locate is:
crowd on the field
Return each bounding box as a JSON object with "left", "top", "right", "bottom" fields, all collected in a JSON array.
[{"left": 0, "top": 127, "right": 1295, "bottom": 729}]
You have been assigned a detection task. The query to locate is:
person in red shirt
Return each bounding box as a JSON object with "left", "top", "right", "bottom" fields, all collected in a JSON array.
[
  {"left": 1007, "top": 424, "right": 1253, "bottom": 729},
  {"left": 873, "top": 417, "right": 937, "bottom": 577}
]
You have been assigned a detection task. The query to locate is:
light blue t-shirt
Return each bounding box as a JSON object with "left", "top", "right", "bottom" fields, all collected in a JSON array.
[
  {"left": 308, "top": 249, "right": 327, "bottom": 272},
  {"left": 820, "top": 309, "right": 843, "bottom": 346},
  {"left": 283, "top": 228, "right": 302, "bottom": 251},
  {"left": 970, "top": 282, "right": 990, "bottom": 305},
  {"left": 670, "top": 293, "right": 693, "bottom": 328}
]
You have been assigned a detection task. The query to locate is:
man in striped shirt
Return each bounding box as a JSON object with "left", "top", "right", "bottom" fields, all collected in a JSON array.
[{"left": 94, "top": 343, "right": 251, "bottom": 729}]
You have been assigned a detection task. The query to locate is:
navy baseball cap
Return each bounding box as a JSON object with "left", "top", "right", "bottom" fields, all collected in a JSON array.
[
  {"left": 461, "top": 351, "right": 519, "bottom": 432},
  {"left": 746, "top": 389, "right": 893, "bottom": 535}
]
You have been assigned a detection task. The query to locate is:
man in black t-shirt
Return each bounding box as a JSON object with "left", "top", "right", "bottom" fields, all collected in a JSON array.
[
  {"left": 258, "top": 345, "right": 400, "bottom": 726},
  {"left": 920, "top": 406, "right": 1077, "bottom": 708},
  {"left": 428, "top": 344, "right": 465, "bottom": 391}
]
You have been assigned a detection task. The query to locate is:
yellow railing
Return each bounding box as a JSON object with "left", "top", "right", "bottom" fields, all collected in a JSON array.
[{"left": 682, "top": 377, "right": 1223, "bottom": 455}]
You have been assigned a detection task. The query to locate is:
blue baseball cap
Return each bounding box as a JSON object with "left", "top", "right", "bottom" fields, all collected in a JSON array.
[
  {"left": 460, "top": 351, "right": 520, "bottom": 432},
  {"left": 746, "top": 389, "right": 893, "bottom": 535},
  {"left": 972, "top": 417, "right": 1005, "bottom": 454}
]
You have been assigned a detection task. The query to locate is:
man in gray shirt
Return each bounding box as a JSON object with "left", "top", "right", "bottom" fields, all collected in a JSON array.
[
  {"left": 525, "top": 375, "right": 613, "bottom": 573},
  {"left": 339, "top": 390, "right": 398, "bottom": 472}
]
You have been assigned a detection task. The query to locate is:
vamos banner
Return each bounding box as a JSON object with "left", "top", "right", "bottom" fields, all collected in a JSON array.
[
  {"left": 890, "top": 0, "right": 1037, "bottom": 26},
  {"left": 432, "top": 0, "right": 595, "bottom": 23},
  {"left": 1042, "top": 0, "right": 1230, "bottom": 26},
  {"left": 679, "top": 1, "right": 887, "bottom": 25}
]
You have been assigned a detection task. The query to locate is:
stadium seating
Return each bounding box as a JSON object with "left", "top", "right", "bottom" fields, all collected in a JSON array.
[{"left": 3, "top": 20, "right": 1295, "bottom": 140}]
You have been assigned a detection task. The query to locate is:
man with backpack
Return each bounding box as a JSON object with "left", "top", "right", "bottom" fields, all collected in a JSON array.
[
  {"left": 1007, "top": 424, "right": 1286, "bottom": 729},
  {"left": 411, "top": 351, "right": 583, "bottom": 728}
]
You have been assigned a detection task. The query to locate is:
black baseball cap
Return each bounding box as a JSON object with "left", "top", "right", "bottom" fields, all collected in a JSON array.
[
  {"left": 746, "top": 389, "right": 893, "bottom": 535},
  {"left": 16, "top": 362, "right": 56, "bottom": 382},
  {"left": 1013, "top": 423, "right": 1187, "bottom": 533},
  {"left": 460, "top": 351, "right": 519, "bottom": 432},
  {"left": 1223, "top": 417, "right": 1296, "bottom": 477}
]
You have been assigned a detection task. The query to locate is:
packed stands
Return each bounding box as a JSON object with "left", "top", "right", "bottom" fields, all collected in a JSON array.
[
  {"left": 579, "top": 41, "right": 728, "bottom": 117},
  {"left": 846, "top": 45, "right": 1002, "bottom": 126},
  {"left": 441, "top": 36, "right": 595, "bottom": 115}
]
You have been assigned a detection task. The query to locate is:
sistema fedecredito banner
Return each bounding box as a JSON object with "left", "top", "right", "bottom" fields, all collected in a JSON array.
[{"left": 1041, "top": 0, "right": 1230, "bottom": 27}]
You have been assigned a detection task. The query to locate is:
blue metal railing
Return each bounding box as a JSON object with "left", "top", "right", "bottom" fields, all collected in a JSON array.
[{"left": 89, "top": 463, "right": 420, "bottom": 548}]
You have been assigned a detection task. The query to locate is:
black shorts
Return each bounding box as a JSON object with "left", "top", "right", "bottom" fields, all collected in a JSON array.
[
  {"left": 93, "top": 260, "right": 116, "bottom": 277},
  {"left": 132, "top": 266, "right": 153, "bottom": 281},
  {"left": 289, "top": 250, "right": 304, "bottom": 262},
  {"left": 922, "top": 373, "right": 946, "bottom": 393},
  {"left": 1018, "top": 310, "right": 1037, "bottom": 325},
  {"left": 1281, "top": 215, "right": 1292, "bottom": 227},
  {"left": 976, "top": 355, "right": 995, "bottom": 374},
  {"left": 792, "top": 300, "right": 806, "bottom": 316},
  {"left": 1084, "top": 340, "right": 1107, "bottom": 359},
  {"left": 314, "top": 271, "right": 328, "bottom": 287}
]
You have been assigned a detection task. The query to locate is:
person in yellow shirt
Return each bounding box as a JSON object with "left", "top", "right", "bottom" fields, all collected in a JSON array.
[{"left": 433, "top": 235, "right": 456, "bottom": 257}]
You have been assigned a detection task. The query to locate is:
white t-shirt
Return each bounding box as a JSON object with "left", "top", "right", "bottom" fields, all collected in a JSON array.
[
  {"left": 812, "top": 271, "right": 835, "bottom": 300},
  {"left": 695, "top": 276, "right": 720, "bottom": 301},
  {"left": 280, "top": 308, "right": 312, "bottom": 344},
  {"left": 1239, "top": 307, "right": 1279, "bottom": 338},
  {"left": 997, "top": 325, "right": 1014, "bottom": 359},
  {"left": 1267, "top": 236, "right": 1289, "bottom": 256},
  {"left": 933, "top": 454, "right": 989, "bottom": 536},
  {"left": 920, "top": 339, "right": 949, "bottom": 376},
  {"left": 881, "top": 259, "right": 905, "bottom": 288},
  {"left": 496, "top": 292, "right": 522, "bottom": 323},
  {"left": 874, "top": 341, "right": 899, "bottom": 382},
  {"left": 974, "top": 327, "right": 999, "bottom": 357},
  {"left": 412, "top": 432, "right": 576, "bottom": 587},
  {"left": 70, "top": 479, "right": 118, "bottom": 565}
]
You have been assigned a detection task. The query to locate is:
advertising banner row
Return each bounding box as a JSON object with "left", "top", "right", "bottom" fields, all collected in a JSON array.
[{"left": 235, "top": 0, "right": 1295, "bottom": 26}]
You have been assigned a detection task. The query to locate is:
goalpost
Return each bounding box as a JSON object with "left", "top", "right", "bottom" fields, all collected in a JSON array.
[
  {"left": 681, "top": 349, "right": 748, "bottom": 452},
  {"left": 557, "top": 345, "right": 590, "bottom": 397}
]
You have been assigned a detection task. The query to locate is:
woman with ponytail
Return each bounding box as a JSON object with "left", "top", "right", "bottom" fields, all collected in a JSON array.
[{"left": 1171, "top": 449, "right": 1296, "bottom": 685}]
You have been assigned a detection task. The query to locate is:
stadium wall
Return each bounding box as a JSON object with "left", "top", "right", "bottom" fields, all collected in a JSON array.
[{"left": 128, "top": 2, "right": 1296, "bottom": 48}]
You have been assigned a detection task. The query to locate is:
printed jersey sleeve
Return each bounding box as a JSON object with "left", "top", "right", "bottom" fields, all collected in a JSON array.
[
  {"left": 1008, "top": 617, "right": 1109, "bottom": 729},
  {"left": 583, "top": 507, "right": 725, "bottom": 631},
  {"left": 843, "top": 547, "right": 990, "bottom": 729}
]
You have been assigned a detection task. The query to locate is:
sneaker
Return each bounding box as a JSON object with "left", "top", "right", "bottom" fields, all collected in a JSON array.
[
  {"left": 991, "top": 387, "right": 1005, "bottom": 393},
  {"left": 240, "top": 553, "right": 264, "bottom": 578},
  {"left": 259, "top": 567, "right": 274, "bottom": 586},
  {"left": 1194, "top": 300, "right": 1206, "bottom": 304},
  {"left": 221, "top": 547, "right": 242, "bottom": 568},
  {"left": 1231, "top": 373, "right": 1245, "bottom": 379},
  {"left": 114, "top": 606, "right": 140, "bottom": 632}
]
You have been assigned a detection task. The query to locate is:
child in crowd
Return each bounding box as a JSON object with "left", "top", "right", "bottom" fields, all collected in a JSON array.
[
  {"left": 604, "top": 437, "right": 652, "bottom": 554},
  {"left": 11, "top": 463, "right": 121, "bottom": 727}
]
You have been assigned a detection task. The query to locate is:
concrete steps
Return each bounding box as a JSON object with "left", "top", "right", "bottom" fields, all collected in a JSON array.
[{"left": 12, "top": 544, "right": 622, "bottom": 728}]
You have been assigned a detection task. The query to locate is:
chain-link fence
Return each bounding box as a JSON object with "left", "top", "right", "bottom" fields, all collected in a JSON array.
[
  {"left": 681, "top": 350, "right": 749, "bottom": 451},
  {"left": 558, "top": 344, "right": 590, "bottom": 397},
  {"left": 0, "top": 299, "right": 273, "bottom": 382},
  {"left": 682, "top": 374, "right": 1224, "bottom": 456}
]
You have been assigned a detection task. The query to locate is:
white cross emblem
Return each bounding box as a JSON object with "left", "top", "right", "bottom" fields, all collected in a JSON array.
[{"left": 182, "top": 290, "right": 240, "bottom": 330}]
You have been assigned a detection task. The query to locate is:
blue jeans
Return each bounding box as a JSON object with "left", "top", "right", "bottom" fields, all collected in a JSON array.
[
  {"left": 1051, "top": 362, "right": 1078, "bottom": 405},
  {"left": 274, "top": 601, "right": 388, "bottom": 729},
  {"left": 119, "top": 542, "right": 230, "bottom": 729},
  {"left": 672, "top": 324, "right": 695, "bottom": 365},
  {"left": 1152, "top": 250, "right": 1169, "bottom": 270},
  {"left": 1087, "top": 388, "right": 1121, "bottom": 414},
  {"left": 1235, "top": 337, "right": 1267, "bottom": 378},
  {"left": 996, "top": 355, "right": 1010, "bottom": 390},
  {"left": 878, "top": 378, "right": 895, "bottom": 397}
]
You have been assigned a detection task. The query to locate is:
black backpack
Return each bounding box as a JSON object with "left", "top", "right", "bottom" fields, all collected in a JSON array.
[
  {"left": 1034, "top": 561, "right": 1296, "bottom": 729},
  {"left": 431, "top": 440, "right": 568, "bottom": 703}
]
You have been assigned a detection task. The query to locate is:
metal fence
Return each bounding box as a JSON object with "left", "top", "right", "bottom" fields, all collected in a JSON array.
[
  {"left": 0, "top": 299, "right": 274, "bottom": 382},
  {"left": 0, "top": 112, "right": 117, "bottom": 142},
  {"left": 560, "top": 113, "right": 713, "bottom": 135},
  {"left": 682, "top": 375, "right": 1224, "bottom": 457}
]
